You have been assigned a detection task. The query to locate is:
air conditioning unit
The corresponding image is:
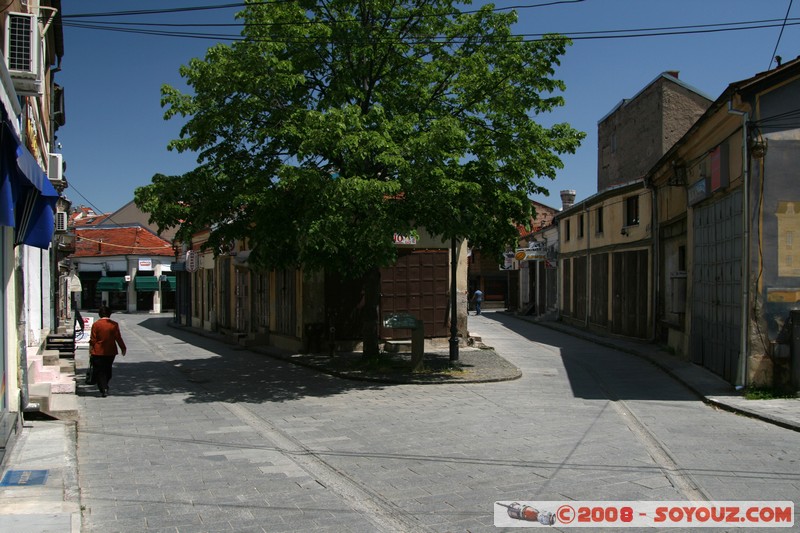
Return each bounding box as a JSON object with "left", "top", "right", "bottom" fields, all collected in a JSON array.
[
  {"left": 48, "top": 153, "right": 63, "bottom": 182},
  {"left": 4, "top": 13, "right": 42, "bottom": 96},
  {"left": 55, "top": 211, "right": 68, "bottom": 233}
]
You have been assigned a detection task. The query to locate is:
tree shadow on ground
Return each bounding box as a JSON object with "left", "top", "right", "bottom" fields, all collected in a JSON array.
[{"left": 76, "top": 316, "right": 394, "bottom": 405}]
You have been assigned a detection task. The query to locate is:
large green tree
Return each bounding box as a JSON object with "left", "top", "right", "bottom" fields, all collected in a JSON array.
[{"left": 135, "top": 0, "right": 584, "bottom": 356}]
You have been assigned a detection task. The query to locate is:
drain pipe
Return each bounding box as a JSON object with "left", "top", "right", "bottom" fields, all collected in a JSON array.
[
  {"left": 650, "top": 183, "right": 659, "bottom": 342},
  {"left": 728, "top": 98, "right": 749, "bottom": 390},
  {"left": 584, "top": 203, "right": 590, "bottom": 328}
]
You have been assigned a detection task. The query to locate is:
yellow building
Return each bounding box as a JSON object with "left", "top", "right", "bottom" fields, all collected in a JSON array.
[
  {"left": 647, "top": 57, "right": 800, "bottom": 389},
  {"left": 557, "top": 180, "right": 653, "bottom": 338}
]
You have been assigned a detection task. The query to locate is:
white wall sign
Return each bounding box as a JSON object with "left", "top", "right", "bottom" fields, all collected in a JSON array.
[
  {"left": 186, "top": 250, "right": 198, "bottom": 272},
  {"left": 68, "top": 273, "right": 82, "bottom": 292}
]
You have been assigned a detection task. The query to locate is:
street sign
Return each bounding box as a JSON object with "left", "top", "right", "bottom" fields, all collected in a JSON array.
[{"left": 186, "top": 250, "right": 198, "bottom": 272}]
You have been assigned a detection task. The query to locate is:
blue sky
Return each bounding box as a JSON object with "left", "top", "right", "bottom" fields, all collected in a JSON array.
[{"left": 57, "top": 0, "right": 800, "bottom": 214}]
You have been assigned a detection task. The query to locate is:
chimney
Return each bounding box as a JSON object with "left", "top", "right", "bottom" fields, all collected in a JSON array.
[
  {"left": 560, "top": 190, "right": 576, "bottom": 211},
  {"left": 665, "top": 70, "right": 679, "bottom": 79}
]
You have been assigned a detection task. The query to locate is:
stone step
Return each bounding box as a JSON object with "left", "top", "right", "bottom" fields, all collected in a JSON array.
[
  {"left": 45, "top": 335, "right": 76, "bottom": 359},
  {"left": 42, "top": 350, "right": 61, "bottom": 366},
  {"left": 59, "top": 359, "right": 75, "bottom": 375},
  {"left": 27, "top": 383, "right": 52, "bottom": 412},
  {"left": 44, "top": 394, "right": 79, "bottom": 421},
  {"left": 27, "top": 384, "right": 79, "bottom": 421},
  {"left": 28, "top": 361, "right": 60, "bottom": 382},
  {"left": 27, "top": 358, "right": 76, "bottom": 395},
  {"left": 49, "top": 381, "right": 75, "bottom": 394}
]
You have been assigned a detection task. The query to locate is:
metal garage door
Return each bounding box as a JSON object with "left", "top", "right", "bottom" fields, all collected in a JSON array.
[{"left": 691, "top": 190, "right": 742, "bottom": 382}]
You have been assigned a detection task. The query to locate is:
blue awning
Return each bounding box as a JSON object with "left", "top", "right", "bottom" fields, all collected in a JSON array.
[{"left": 0, "top": 107, "right": 59, "bottom": 250}]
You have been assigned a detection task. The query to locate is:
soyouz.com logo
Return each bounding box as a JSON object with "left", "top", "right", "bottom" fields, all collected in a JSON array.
[{"left": 493, "top": 501, "right": 794, "bottom": 528}]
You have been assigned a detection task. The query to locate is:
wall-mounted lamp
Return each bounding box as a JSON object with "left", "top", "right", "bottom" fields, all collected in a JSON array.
[{"left": 620, "top": 227, "right": 629, "bottom": 236}]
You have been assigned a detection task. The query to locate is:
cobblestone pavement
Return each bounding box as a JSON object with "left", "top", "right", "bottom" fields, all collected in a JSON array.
[{"left": 73, "top": 312, "right": 800, "bottom": 532}]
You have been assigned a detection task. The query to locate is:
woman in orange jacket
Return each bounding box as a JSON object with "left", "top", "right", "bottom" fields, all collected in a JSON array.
[{"left": 89, "top": 306, "right": 127, "bottom": 397}]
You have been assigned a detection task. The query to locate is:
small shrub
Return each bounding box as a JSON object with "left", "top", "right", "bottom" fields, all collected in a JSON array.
[{"left": 744, "top": 386, "right": 797, "bottom": 400}]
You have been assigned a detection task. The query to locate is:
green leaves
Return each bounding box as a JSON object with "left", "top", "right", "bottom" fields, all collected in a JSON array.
[{"left": 138, "top": 0, "right": 585, "bottom": 273}]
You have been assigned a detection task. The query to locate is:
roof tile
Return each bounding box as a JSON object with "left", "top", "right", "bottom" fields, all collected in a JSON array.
[{"left": 73, "top": 226, "right": 173, "bottom": 257}]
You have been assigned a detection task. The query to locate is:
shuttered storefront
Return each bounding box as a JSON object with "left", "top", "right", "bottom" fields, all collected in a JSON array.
[
  {"left": 691, "top": 190, "right": 743, "bottom": 381},
  {"left": 611, "top": 249, "right": 649, "bottom": 338},
  {"left": 380, "top": 250, "right": 449, "bottom": 338}
]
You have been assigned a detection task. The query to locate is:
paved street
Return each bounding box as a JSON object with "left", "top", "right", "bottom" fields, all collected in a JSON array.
[{"left": 75, "top": 312, "right": 800, "bottom": 532}]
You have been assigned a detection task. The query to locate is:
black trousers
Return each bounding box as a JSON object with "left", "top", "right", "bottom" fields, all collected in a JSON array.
[{"left": 90, "top": 355, "right": 116, "bottom": 393}]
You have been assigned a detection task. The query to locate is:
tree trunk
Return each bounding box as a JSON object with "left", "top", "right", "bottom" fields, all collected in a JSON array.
[{"left": 362, "top": 267, "right": 381, "bottom": 359}]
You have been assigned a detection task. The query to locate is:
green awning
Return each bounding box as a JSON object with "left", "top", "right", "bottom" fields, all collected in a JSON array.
[
  {"left": 164, "top": 276, "right": 176, "bottom": 291},
  {"left": 134, "top": 276, "right": 159, "bottom": 291},
  {"left": 96, "top": 277, "right": 125, "bottom": 292}
]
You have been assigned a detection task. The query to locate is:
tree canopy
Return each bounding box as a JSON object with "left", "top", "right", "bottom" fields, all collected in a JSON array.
[{"left": 135, "top": 0, "right": 584, "bottom": 277}]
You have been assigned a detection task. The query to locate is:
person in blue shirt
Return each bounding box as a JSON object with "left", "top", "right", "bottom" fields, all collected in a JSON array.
[{"left": 471, "top": 289, "right": 484, "bottom": 315}]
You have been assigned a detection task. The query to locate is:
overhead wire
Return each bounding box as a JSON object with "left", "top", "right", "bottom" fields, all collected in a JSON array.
[
  {"left": 60, "top": 15, "right": 800, "bottom": 33},
  {"left": 67, "top": 182, "right": 129, "bottom": 229},
  {"left": 58, "top": 15, "right": 800, "bottom": 45},
  {"left": 768, "top": 0, "right": 794, "bottom": 68},
  {"left": 60, "top": 1, "right": 259, "bottom": 18},
  {"left": 61, "top": 0, "right": 584, "bottom": 19},
  {"left": 750, "top": 106, "right": 800, "bottom": 129},
  {"left": 58, "top": 0, "right": 588, "bottom": 42},
  {"left": 57, "top": 1, "right": 800, "bottom": 212}
]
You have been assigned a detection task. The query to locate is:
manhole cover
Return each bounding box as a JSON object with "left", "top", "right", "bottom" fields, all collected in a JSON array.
[{"left": 0, "top": 470, "right": 49, "bottom": 486}]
